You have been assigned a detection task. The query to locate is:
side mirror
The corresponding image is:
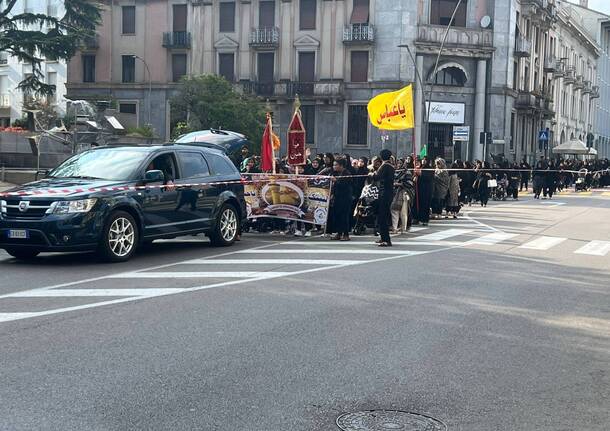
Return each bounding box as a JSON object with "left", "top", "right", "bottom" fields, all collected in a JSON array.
[
  {"left": 144, "top": 169, "right": 165, "bottom": 183},
  {"left": 35, "top": 169, "right": 49, "bottom": 180}
]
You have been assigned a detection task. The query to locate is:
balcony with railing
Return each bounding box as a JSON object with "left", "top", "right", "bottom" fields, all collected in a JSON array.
[
  {"left": 0, "top": 93, "right": 10, "bottom": 108},
  {"left": 514, "top": 36, "right": 531, "bottom": 57},
  {"left": 162, "top": 31, "right": 192, "bottom": 49},
  {"left": 552, "top": 59, "right": 565, "bottom": 78},
  {"left": 591, "top": 85, "right": 600, "bottom": 99},
  {"left": 563, "top": 66, "right": 575, "bottom": 84},
  {"left": 416, "top": 24, "right": 493, "bottom": 54},
  {"left": 582, "top": 80, "right": 592, "bottom": 94},
  {"left": 82, "top": 34, "right": 99, "bottom": 50},
  {"left": 515, "top": 91, "right": 538, "bottom": 110},
  {"left": 544, "top": 56, "right": 557, "bottom": 73},
  {"left": 343, "top": 24, "right": 375, "bottom": 44},
  {"left": 241, "top": 81, "right": 283, "bottom": 97},
  {"left": 574, "top": 75, "right": 584, "bottom": 90},
  {"left": 249, "top": 27, "right": 280, "bottom": 48}
]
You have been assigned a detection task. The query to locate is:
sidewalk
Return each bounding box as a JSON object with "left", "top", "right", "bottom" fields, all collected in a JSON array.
[{"left": 0, "top": 181, "right": 16, "bottom": 192}]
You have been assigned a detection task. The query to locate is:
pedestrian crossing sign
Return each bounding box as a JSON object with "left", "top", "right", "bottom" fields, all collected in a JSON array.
[{"left": 538, "top": 130, "right": 549, "bottom": 142}]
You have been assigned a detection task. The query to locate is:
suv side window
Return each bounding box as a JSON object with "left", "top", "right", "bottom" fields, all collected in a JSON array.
[
  {"left": 146, "top": 153, "right": 179, "bottom": 181},
  {"left": 206, "top": 153, "right": 237, "bottom": 176},
  {"left": 178, "top": 151, "right": 210, "bottom": 179}
]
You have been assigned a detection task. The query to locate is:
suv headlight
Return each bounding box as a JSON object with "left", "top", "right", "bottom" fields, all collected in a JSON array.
[
  {"left": 51, "top": 198, "right": 98, "bottom": 214},
  {"left": 0, "top": 200, "right": 6, "bottom": 214}
]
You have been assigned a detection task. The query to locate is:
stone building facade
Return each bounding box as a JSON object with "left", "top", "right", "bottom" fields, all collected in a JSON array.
[{"left": 65, "top": 0, "right": 604, "bottom": 162}]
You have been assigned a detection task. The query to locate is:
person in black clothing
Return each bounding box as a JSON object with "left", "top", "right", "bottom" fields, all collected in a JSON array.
[
  {"left": 519, "top": 158, "right": 531, "bottom": 191},
  {"left": 416, "top": 158, "right": 434, "bottom": 226},
  {"left": 329, "top": 159, "right": 353, "bottom": 241},
  {"left": 371, "top": 149, "right": 395, "bottom": 247}
]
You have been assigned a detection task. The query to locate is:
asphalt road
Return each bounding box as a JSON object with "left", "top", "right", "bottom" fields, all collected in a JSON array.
[{"left": 0, "top": 191, "right": 609, "bottom": 430}]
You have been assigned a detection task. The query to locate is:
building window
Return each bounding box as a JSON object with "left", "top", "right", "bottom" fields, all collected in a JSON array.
[
  {"left": 172, "top": 54, "right": 187, "bottom": 82},
  {"left": 350, "top": 0, "right": 369, "bottom": 24},
  {"left": 299, "top": 0, "right": 316, "bottom": 30},
  {"left": 0, "top": 51, "right": 8, "bottom": 65},
  {"left": 173, "top": 4, "right": 187, "bottom": 32},
  {"left": 119, "top": 102, "right": 137, "bottom": 114},
  {"left": 122, "top": 55, "right": 135, "bottom": 83},
  {"left": 347, "top": 105, "right": 368, "bottom": 147},
  {"left": 122, "top": 6, "right": 136, "bottom": 35},
  {"left": 218, "top": 53, "right": 235, "bottom": 82},
  {"left": 219, "top": 2, "right": 236, "bottom": 33},
  {"left": 433, "top": 67, "right": 465, "bottom": 86},
  {"left": 82, "top": 55, "right": 95, "bottom": 83},
  {"left": 430, "top": 0, "right": 467, "bottom": 27},
  {"left": 350, "top": 51, "right": 368, "bottom": 82},
  {"left": 301, "top": 105, "right": 315, "bottom": 145},
  {"left": 257, "top": 52, "right": 274, "bottom": 83},
  {"left": 259, "top": 0, "right": 275, "bottom": 27},
  {"left": 47, "top": 71, "right": 57, "bottom": 104}
]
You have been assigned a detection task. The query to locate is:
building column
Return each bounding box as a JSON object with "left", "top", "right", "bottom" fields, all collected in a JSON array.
[
  {"left": 414, "top": 55, "right": 424, "bottom": 155},
  {"left": 473, "top": 59, "right": 487, "bottom": 161}
]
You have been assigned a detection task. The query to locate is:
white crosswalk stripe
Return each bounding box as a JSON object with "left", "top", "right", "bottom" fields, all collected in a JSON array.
[
  {"left": 519, "top": 236, "right": 567, "bottom": 250},
  {"left": 467, "top": 232, "right": 519, "bottom": 245},
  {"left": 415, "top": 229, "right": 474, "bottom": 241},
  {"left": 574, "top": 241, "right": 610, "bottom": 257},
  {"left": 108, "top": 271, "right": 292, "bottom": 279},
  {"left": 236, "top": 249, "right": 423, "bottom": 255},
  {"left": 6, "top": 288, "right": 186, "bottom": 297},
  {"left": 185, "top": 259, "right": 363, "bottom": 265}
]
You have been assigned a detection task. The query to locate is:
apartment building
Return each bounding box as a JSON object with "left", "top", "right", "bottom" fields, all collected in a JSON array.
[
  {"left": 65, "top": 0, "right": 604, "bottom": 161},
  {"left": 0, "top": 0, "right": 68, "bottom": 127}
]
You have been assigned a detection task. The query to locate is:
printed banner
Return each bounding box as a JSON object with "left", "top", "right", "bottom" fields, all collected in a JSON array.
[{"left": 242, "top": 174, "right": 331, "bottom": 225}]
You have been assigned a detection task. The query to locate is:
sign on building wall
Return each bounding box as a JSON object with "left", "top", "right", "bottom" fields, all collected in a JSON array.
[
  {"left": 425, "top": 102, "right": 465, "bottom": 124},
  {"left": 452, "top": 126, "right": 470, "bottom": 142}
]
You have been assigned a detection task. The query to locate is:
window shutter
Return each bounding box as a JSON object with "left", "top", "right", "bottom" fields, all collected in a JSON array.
[
  {"left": 350, "top": 51, "right": 368, "bottom": 82},
  {"left": 219, "top": 53, "right": 235, "bottom": 82},
  {"left": 122, "top": 6, "right": 135, "bottom": 34},
  {"left": 298, "top": 52, "right": 315, "bottom": 82},
  {"left": 299, "top": 0, "right": 316, "bottom": 30},
  {"left": 350, "top": 0, "right": 369, "bottom": 24},
  {"left": 172, "top": 54, "right": 187, "bottom": 82},
  {"left": 219, "top": 2, "right": 236, "bottom": 32},
  {"left": 259, "top": 1, "right": 275, "bottom": 28},
  {"left": 173, "top": 4, "right": 187, "bottom": 32}
]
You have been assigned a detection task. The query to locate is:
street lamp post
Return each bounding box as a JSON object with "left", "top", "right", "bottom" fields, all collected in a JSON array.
[
  {"left": 399, "top": 0, "right": 464, "bottom": 160},
  {"left": 132, "top": 55, "right": 152, "bottom": 126}
]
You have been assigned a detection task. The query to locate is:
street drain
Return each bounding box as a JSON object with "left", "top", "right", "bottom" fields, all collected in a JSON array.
[{"left": 336, "top": 410, "right": 447, "bottom": 431}]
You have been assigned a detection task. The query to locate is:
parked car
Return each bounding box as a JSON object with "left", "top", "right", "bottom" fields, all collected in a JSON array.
[
  {"left": 174, "top": 129, "right": 252, "bottom": 165},
  {"left": 0, "top": 144, "right": 246, "bottom": 262}
]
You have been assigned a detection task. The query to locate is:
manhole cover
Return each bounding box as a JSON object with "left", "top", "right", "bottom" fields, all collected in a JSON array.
[{"left": 336, "top": 410, "right": 446, "bottom": 431}]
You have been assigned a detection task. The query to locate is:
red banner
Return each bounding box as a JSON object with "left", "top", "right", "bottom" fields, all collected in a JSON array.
[{"left": 287, "top": 110, "right": 306, "bottom": 166}]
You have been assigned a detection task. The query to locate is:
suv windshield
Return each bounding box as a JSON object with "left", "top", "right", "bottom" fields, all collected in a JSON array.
[{"left": 49, "top": 148, "right": 149, "bottom": 181}]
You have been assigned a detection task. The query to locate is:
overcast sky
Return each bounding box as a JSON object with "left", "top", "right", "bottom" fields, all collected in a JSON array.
[{"left": 568, "top": 0, "right": 610, "bottom": 15}]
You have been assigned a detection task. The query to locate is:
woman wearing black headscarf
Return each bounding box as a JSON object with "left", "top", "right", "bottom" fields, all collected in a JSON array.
[
  {"left": 370, "top": 149, "right": 395, "bottom": 246},
  {"left": 415, "top": 157, "right": 433, "bottom": 226},
  {"left": 329, "top": 159, "right": 353, "bottom": 241}
]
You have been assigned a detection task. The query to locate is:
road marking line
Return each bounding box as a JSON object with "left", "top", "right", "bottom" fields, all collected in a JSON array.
[
  {"left": 519, "top": 236, "right": 567, "bottom": 250},
  {"left": 0, "top": 312, "right": 41, "bottom": 323},
  {"left": 574, "top": 241, "right": 610, "bottom": 257},
  {"left": 415, "top": 229, "right": 474, "bottom": 241},
  {"left": 236, "top": 249, "right": 422, "bottom": 255},
  {"left": 108, "top": 271, "right": 292, "bottom": 279},
  {"left": 467, "top": 232, "right": 519, "bottom": 245},
  {"left": 602, "top": 192, "right": 610, "bottom": 197},
  {"left": 184, "top": 259, "right": 362, "bottom": 265},
  {"left": 283, "top": 241, "right": 463, "bottom": 247},
  {"left": 5, "top": 288, "right": 187, "bottom": 298}
]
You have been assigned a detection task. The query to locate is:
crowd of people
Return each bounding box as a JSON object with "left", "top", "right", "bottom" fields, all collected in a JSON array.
[{"left": 235, "top": 145, "right": 610, "bottom": 247}]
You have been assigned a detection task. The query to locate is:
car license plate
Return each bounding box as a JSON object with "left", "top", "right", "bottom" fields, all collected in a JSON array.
[{"left": 8, "top": 229, "right": 29, "bottom": 239}]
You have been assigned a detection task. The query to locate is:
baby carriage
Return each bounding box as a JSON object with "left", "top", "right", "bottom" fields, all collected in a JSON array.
[
  {"left": 492, "top": 175, "right": 508, "bottom": 201},
  {"left": 353, "top": 182, "right": 379, "bottom": 235},
  {"left": 575, "top": 169, "right": 588, "bottom": 192}
]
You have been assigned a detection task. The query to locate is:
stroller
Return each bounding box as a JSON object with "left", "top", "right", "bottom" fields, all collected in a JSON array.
[
  {"left": 353, "top": 182, "right": 379, "bottom": 235},
  {"left": 492, "top": 175, "right": 508, "bottom": 201},
  {"left": 575, "top": 169, "right": 588, "bottom": 192}
]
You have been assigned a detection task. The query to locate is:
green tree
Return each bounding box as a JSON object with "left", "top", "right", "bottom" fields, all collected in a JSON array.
[
  {"left": 170, "top": 75, "right": 267, "bottom": 147},
  {"left": 0, "top": 0, "right": 101, "bottom": 96}
]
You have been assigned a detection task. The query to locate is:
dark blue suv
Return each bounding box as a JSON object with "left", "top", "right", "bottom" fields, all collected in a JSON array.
[{"left": 0, "top": 144, "right": 246, "bottom": 262}]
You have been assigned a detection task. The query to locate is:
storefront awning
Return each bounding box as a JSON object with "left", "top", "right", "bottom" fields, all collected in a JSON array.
[
  {"left": 552, "top": 139, "right": 590, "bottom": 155},
  {"left": 428, "top": 62, "right": 469, "bottom": 84}
]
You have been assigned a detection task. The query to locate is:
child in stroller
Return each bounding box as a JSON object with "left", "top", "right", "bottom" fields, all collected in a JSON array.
[
  {"left": 492, "top": 174, "right": 508, "bottom": 201},
  {"left": 575, "top": 169, "right": 588, "bottom": 192}
]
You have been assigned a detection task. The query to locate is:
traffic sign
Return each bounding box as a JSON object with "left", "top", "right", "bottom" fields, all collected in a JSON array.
[
  {"left": 452, "top": 126, "right": 470, "bottom": 142},
  {"left": 538, "top": 130, "right": 549, "bottom": 142}
]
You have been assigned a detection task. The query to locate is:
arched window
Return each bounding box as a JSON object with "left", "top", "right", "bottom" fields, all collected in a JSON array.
[{"left": 433, "top": 67, "right": 466, "bottom": 86}]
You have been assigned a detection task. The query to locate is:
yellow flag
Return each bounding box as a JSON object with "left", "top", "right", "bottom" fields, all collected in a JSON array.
[{"left": 367, "top": 84, "right": 415, "bottom": 130}]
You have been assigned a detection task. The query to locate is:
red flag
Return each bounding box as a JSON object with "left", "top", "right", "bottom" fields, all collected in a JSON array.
[
  {"left": 287, "top": 109, "right": 306, "bottom": 166},
  {"left": 261, "top": 113, "right": 273, "bottom": 172}
]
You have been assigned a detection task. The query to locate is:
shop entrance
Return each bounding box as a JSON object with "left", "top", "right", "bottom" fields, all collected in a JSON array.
[{"left": 427, "top": 123, "right": 459, "bottom": 161}]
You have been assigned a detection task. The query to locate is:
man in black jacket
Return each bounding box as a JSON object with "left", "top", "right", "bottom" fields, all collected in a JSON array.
[{"left": 371, "top": 149, "right": 395, "bottom": 247}]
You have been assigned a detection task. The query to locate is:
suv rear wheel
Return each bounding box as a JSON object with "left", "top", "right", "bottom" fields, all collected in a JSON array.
[
  {"left": 210, "top": 204, "right": 239, "bottom": 247},
  {"left": 98, "top": 211, "right": 139, "bottom": 262},
  {"left": 5, "top": 248, "right": 40, "bottom": 260}
]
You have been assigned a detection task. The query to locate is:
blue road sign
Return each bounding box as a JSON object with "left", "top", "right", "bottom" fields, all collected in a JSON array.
[{"left": 538, "top": 130, "right": 549, "bottom": 142}]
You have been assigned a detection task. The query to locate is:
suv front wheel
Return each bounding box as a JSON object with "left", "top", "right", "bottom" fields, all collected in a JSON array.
[
  {"left": 210, "top": 204, "right": 239, "bottom": 247},
  {"left": 98, "top": 210, "right": 139, "bottom": 262}
]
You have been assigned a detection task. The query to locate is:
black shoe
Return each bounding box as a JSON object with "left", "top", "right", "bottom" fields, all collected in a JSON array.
[{"left": 378, "top": 242, "right": 392, "bottom": 247}]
